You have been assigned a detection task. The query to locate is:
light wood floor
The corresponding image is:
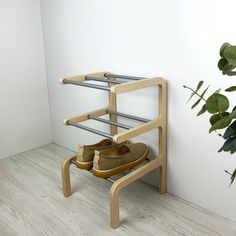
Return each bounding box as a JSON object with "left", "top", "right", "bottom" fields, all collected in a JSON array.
[{"left": 0, "top": 144, "right": 235, "bottom": 236}]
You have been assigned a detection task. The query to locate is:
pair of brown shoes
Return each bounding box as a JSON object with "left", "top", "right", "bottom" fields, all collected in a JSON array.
[{"left": 76, "top": 139, "right": 149, "bottom": 178}]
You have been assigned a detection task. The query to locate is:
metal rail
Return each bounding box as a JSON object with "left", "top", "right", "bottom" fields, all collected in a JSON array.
[
  {"left": 63, "top": 79, "right": 110, "bottom": 91},
  {"left": 88, "top": 115, "right": 132, "bottom": 130},
  {"left": 70, "top": 159, "right": 77, "bottom": 165},
  {"left": 67, "top": 121, "right": 112, "bottom": 138},
  {"left": 85, "top": 76, "right": 124, "bottom": 84},
  {"left": 70, "top": 159, "right": 117, "bottom": 183},
  {"left": 106, "top": 110, "right": 150, "bottom": 123},
  {"left": 104, "top": 73, "right": 146, "bottom": 81}
]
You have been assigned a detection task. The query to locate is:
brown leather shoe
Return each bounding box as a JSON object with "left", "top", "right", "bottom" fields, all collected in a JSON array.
[
  {"left": 76, "top": 139, "right": 118, "bottom": 170},
  {"left": 92, "top": 143, "right": 149, "bottom": 178}
]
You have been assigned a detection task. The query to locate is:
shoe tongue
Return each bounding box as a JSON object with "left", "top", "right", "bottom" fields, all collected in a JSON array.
[{"left": 118, "top": 144, "right": 130, "bottom": 155}]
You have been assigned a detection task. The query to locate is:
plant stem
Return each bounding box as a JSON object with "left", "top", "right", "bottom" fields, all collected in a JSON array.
[{"left": 183, "top": 85, "right": 207, "bottom": 102}]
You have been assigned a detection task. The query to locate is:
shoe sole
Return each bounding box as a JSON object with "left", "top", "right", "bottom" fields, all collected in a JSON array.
[
  {"left": 92, "top": 147, "right": 149, "bottom": 178},
  {"left": 76, "top": 160, "right": 93, "bottom": 170}
]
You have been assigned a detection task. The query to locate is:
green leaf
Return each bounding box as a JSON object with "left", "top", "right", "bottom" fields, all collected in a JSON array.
[
  {"left": 230, "top": 169, "right": 236, "bottom": 186},
  {"left": 209, "top": 116, "right": 230, "bottom": 133},
  {"left": 197, "top": 104, "right": 207, "bottom": 116},
  {"left": 223, "top": 45, "right": 236, "bottom": 66},
  {"left": 230, "top": 146, "right": 236, "bottom": 154},
  {"left": 224, "top": 71, "right": 236, "bottom": 76},
  {"left": 220, "top": 137, "right": 236, "bottom": 152},
  {"left": 209, "top": 109, "right": 236, "bottom": 133},
  {"left": 220, "top": 42, "right": 230, "bottom": 57},
  {"left": 228, "top": 109, "right": 236, "bottom": 120},
  {"left": 210, "top": 112, "right": 229, "bottom": 126},
  {"left": 187, "top": 91, "right": 196, "bottom": 103},
  {"left": 191, "top": 98, "right": 201, "bottom": 109},
  {"left": 225, "top": 86, "right": 236, "bottom": 92},
  {"left": 196, "top": 81, "right": 204, "bottom": 92},
  {"left": 200, "top": 86, "right": 209, "bottom": 98},
  {"left": 205, "top": 94, "right": 229, "bottom": 114},
  {"left": 222, "top": 64, "right": 236, "bottom": 75},
  {"left": 218, "top": 146, "right": 224, "bottom": 152},
  {"left": 214, "top": 89, "right": 221, "bottom": 94},
  {"left": 223, "top": 120, "right": 236, "bottom": 139},
  {"left": 187, "top": 81, "right": 204, "bottom": 103},
  {"left": 218, "top": 58, "right": 229, "bottom": 71},
  {"left": 218, "top": 43, "right": 236, "bottom": 76}
]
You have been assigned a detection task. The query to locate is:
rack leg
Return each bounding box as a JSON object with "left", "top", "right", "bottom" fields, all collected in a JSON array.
[
  {"left": 110, "top": 185, "right": 120, "bottom": 229},
  {"left": 158, "top": 126, "right": 167, "bottom": 194},
  {"left": 159, "top": 162, "right": 167, "bottom": 194},
  {"left": 61, "top": 155, "right": 77, "bottom": 197},
  {"left": 109, "top": 159, "right": 161, "bottom": 229}
]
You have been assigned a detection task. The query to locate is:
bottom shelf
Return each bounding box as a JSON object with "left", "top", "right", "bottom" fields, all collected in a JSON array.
[
  {"left": 70, "top": 157, "right": 151, "bottom": 183},
  {"left": 61, "top": 153, "right": 164, "bottom": 229}
]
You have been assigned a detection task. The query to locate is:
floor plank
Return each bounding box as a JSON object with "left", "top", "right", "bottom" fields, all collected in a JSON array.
[{"left": 0, "top": 144, "right": 235, "bottom": 236}]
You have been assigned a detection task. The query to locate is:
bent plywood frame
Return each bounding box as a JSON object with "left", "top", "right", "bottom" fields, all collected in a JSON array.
[{"left": 60, "top": 72, "right": 167, "bottom": 229}]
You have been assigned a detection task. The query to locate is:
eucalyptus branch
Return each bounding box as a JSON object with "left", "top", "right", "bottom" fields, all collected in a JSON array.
[{"left": 183, "top": 42, "right": 236, "bottom": 186}]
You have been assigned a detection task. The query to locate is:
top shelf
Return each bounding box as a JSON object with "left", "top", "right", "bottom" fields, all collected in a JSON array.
[
  {"left": 60, "top": 71, "right": 167, "bottom": 143},
  {"left": 59, "top": 71, "right": 165, "bottom": 94}
]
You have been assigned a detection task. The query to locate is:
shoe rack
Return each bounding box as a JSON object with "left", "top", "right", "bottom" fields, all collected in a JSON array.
[{"left": 60, "top": 72, "right": 167, "bottom": 229}]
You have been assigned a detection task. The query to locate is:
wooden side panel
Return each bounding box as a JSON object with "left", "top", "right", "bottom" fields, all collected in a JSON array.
[
  {"left": 113, "top": 119, "right": 162, "bottom": 143},
  {"left": 158, "top": 81, "right": 167, "bottom": 193},
  {"left": 111, "top": 77, "right": 165, "bottom": 94}
]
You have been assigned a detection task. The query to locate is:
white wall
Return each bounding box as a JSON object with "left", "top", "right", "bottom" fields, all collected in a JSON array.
[
  {"left": 0, "top": 0, "right": 52, "bottom": 159},
  {"left": 40, "top": 0, "right": 236, "bottom": 222}
]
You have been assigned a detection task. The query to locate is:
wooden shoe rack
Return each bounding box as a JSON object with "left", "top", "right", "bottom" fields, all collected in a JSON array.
[{"left": 60, "top": 72, "right": 167, "bottom": 229}]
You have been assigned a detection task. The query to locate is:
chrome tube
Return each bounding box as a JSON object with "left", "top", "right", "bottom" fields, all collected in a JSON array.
[
  {"left": 85, "top": 76, "right": 124, "bottom": 84},
  {"left": 67, "top": 121, "right": 112, "bottom": 138},
  {"left": 106, "top": 110, "right": 150, "bottom": 123},
  {"left": 63, "top": 79, "right": 110, "bottom": 91},
  {"left": 88, "top": 115, "right": 132, "bottom": 129},
  {"left": 104, "top": 73, "right": 146, "bottom": 81}
]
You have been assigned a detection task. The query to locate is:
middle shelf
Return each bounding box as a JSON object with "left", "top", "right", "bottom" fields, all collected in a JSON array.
[{"left": 64, "top": 108, "right": 162, "bottom": 143}]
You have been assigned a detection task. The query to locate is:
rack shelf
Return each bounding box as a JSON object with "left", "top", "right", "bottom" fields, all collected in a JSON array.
[{"left": 60, "top": 71, "right": 167, "bottom": 229}]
